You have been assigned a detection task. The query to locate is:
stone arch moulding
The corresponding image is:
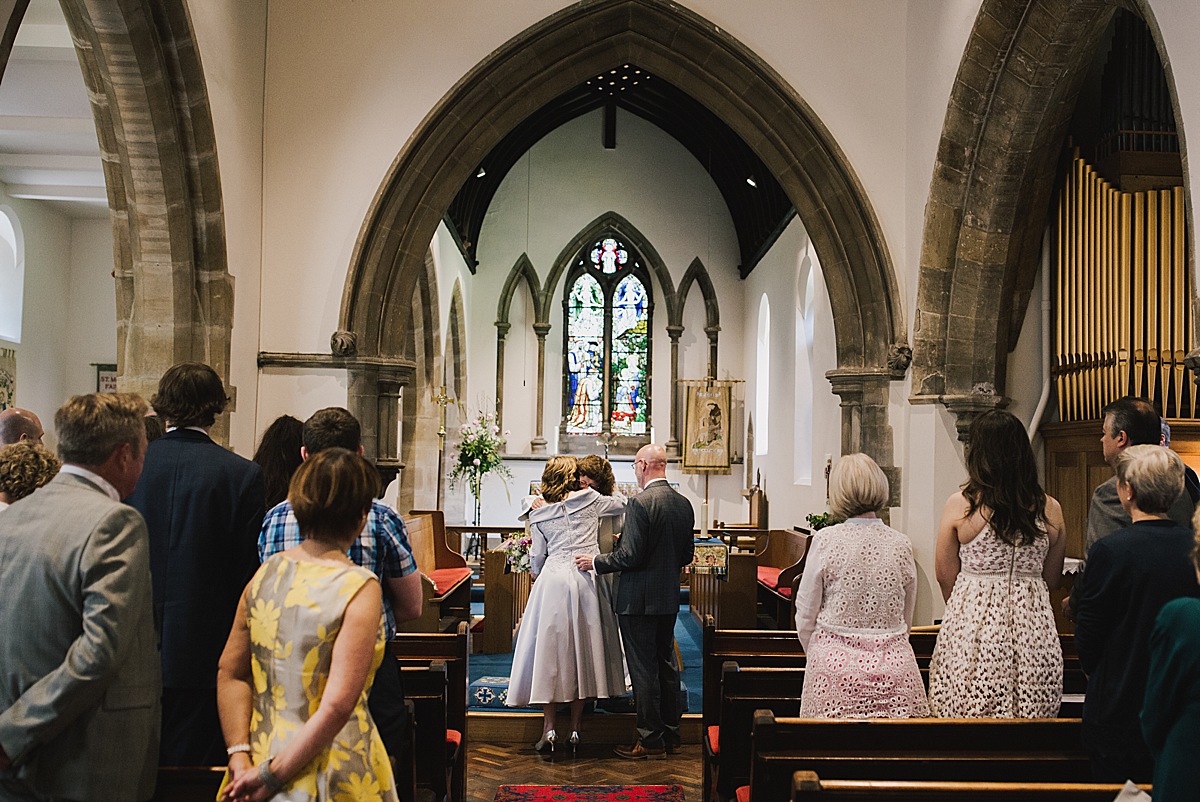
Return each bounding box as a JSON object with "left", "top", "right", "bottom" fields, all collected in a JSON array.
[
  {"left": 494, "top": 252, "right": 541, "bottom": 438},
  {"left": 669, "top": 257, "right": 720, "bottom": 454},
  {"left": 911, "top": 0, "right": 1193, "bottom": 440},
  {"left": 341, "top": 0, "right": 907, "bottom": 498},
  {"left": 41, "top": 0, "right": 234, "bottom": 439}
]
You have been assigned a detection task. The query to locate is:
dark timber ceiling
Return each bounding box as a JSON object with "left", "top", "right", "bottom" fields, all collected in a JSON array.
[{"left": 444, "top": 65, "right": 795, "bottom": 277}]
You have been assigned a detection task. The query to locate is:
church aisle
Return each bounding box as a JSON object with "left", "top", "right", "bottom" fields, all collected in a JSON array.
[{"left": 466, "top": 741, "right": 703, "bottom": 802}]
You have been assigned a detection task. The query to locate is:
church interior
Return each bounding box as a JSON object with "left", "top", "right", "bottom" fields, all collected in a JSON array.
[{"left": 2, "top": 0, "right": 1199, "bottom": 796}]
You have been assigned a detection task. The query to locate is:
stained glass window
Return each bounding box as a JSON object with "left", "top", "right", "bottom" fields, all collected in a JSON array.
[{"left": 563, "top": 234, "right": 653, "bottom": 446}]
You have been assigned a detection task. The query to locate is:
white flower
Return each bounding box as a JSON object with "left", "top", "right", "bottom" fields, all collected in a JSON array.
[
  {"left": 503, "top": 429, "right": 511, "bottom": 438},
  {"left": 473, "top": 458, "right": 481, "bottom": 466}
]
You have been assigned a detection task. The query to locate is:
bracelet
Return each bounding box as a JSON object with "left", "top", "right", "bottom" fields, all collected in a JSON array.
[
  {"left": 258, "top": 758, "right": 284, "bottom": 793},
  {"left": 226, "top": 743, "right": 251, "bottom": 757}
]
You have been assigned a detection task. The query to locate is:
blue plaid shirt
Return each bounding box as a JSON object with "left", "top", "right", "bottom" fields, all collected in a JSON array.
[{"left": 259, "top": 499, "right": 417, "bottom": 635}]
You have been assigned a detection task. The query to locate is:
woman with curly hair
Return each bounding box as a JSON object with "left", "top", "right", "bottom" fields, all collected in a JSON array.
[
  {"left": 0, "top": 441, "right": 60, "bottom": 510},
  {"left": 507, "top": 455, "right": 626, "bottom": 752},
  {"left": 928, "top": 408, "right": 1067, "bottom": 717}
]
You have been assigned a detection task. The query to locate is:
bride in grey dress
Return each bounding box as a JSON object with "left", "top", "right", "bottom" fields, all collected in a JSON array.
[{"left": 506, "top": 456, "right": 626, "bottom": 752}]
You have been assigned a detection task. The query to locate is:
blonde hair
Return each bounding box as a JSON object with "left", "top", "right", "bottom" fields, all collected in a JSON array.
[
  {"left": 540, "top": 456, "right": 579, "bottom": 503},
  {"left": 55, "top": 393, "right": 148, "bottom": 465},
  {"left": 1115, "top": 444, "right": 1184, "bottom": 515},
  {"left": 0, "top": 442, "right": 60, "bottom": 500},
  {"left": 828, "top": 453, "right": 889, "bottom": 519}
]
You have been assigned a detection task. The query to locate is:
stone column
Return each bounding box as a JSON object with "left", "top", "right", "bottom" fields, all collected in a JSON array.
[
  {"left": 666, "top": 324, "right": 683, "bottom": 455},
  {"left": 531, "top": 322, "right": 551, "bottom": 453},
  {"left": 705, "top": 324, "right": 721, "bottom": 377},
  {"left": 495, "top": 321, "right": 510, "bottom": 432},
  {"left": 827, "top": 368, "right": 901, "bottom": 514}
]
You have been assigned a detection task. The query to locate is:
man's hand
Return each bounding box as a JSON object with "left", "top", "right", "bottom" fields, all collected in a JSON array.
[
  {"left": 575, "top": 554, "right": 595, "bottom": 572},
  {"left": 0, "top": 743, "right": 10, "bottom": 771},
  {"left": 1060, "top": 596, "right": 1075, "bottom": 622}
]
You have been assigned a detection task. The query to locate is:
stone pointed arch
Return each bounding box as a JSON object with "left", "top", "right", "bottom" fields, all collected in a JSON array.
[
  {"left": 543, "top": 211, "right": 675, "bottom": 324},
  {"left": 497, "top": 252, "right": 543, "bottom": 325},
  {"left": 448, "top": 279, "right": 467, "bottom": 401},
  {"left": 341, "top": 0, "right": 907, "bottom": 496},
  {"left": 49, "top": 0, "right": 233, "bottom": 436},
  {"left": 910, "top": 0, "right": 1192, "bottom": 438}
]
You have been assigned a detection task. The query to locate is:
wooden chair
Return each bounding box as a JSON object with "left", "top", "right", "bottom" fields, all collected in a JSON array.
[
  {"left": 746, "top": 712, "right": 1090, "bottom": 802},
  {"left": 789, "top": 771, "right": 1149, "bottom": 802},
  {"left": 392, "top": 622, "right": 469, "bottom": 802},
  {"left": 401, "top": 510, "right": 472, "bottom": 633}
]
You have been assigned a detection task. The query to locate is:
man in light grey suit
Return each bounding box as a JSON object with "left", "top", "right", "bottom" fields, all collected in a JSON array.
[
  {"left": 0, "top": 393, "right": 160, "bottom": 801},
  {"left": 577, "top": 444, "right": 694, "bottom": 759}
]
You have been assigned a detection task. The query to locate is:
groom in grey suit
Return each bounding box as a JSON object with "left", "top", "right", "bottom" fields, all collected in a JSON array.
[
  {"left": 577, "top": 444, "right": 694, "bottom": 759},
  {"left": 0, "top": 393, "right": 160, "bottom": 801}
]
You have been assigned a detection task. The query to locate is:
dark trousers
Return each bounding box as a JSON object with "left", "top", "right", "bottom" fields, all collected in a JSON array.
[
  {"left": 1085, "top": 728, "right": 1155, "bottom": 784},
  {"left": 160, "top": 687, "right": 225, "bottom": 766},
  {"left": 618, "top": 613, "right": 680, "bottom": 749},
  {"left": 368, "top": 651, "right": 410, "bottom": 761}
]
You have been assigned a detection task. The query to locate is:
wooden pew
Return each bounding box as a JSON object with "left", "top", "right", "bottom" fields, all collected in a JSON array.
[
  {"left": 479, "top": 547, "right": 532, "bottom": 653},
  {"left": 789, "top": 771, "right": 1148, "bottom": 802},
  {"left": 152, "top": 767, "right": 225, "bottom": 801},
  {"left": 746, "top": 712, "right": 1090, "bottom": 802},
  {"left": 392, "top": 622, "right": 469, "bottom": 802},
  {"left": 754, "top": 530, "right": 811, "bottom": 629},
  {"left": 402, "top": 662, "right": 456, "bottom": 802},
  {"left": 401, "top": 510, "right": 472, "bottom": 633}
]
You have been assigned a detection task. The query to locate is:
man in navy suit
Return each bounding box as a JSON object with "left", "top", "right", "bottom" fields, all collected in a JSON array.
[
  {"left": 127, "top": 362, "right": 265, "bottom": 766},
  {"left": 577, "top": 444, "right": 694, "bottom": 759}
]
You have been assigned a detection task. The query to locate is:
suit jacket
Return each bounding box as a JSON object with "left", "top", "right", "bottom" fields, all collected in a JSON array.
[
  {"left": 1074, "top": 519, "right": 1200, "bottom": 749},
  {"left": 594, "top": 479, "right": 694, "bottom": 615},
  {"left": 1085, "top": 473, "right": 1194, "bottom": 554},
  {"left": 0, "top": 473, "right": 160, "bottom": 801},
  {"left": 126, "top": 429, "right": 264, "bottom": 688}
]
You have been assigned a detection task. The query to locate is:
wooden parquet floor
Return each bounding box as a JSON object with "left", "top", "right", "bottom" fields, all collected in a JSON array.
[{"left": 466, "top": 741, "right": 703, "bottom": 802}]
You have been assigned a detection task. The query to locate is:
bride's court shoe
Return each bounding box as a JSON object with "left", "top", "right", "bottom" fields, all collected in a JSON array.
[
  {"left": 534, "top": 730, "right": 557, "bottom": 753},
  {"left": 569, "top": 731, "right": 581, "bottom": 753}
]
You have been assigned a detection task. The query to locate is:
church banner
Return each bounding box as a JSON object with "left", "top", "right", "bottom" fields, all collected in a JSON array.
[{"left": 682, "top": 381, "right": 732, "bottom": 474}]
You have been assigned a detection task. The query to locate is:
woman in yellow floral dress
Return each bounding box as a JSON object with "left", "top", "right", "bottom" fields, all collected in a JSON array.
[{"left": 216, "top": 448, "right": 397, "bottom": 801}]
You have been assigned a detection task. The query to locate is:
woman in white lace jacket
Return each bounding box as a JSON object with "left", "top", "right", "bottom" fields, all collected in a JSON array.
[{"left": 793, "top": 453, "right": 929, "bottom": 718}]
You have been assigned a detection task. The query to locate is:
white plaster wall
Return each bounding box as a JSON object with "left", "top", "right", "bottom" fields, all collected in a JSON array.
[
  {"left": 187, "top": 0, "right": 267, "bottom": 455},
  {"left": 1, "top": 196, "right": 112, "bottom": 450}
]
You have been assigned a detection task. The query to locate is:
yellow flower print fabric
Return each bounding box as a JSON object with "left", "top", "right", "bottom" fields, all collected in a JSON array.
[{"left": 223, "top": 554, "right": 397, "bottom": 801}]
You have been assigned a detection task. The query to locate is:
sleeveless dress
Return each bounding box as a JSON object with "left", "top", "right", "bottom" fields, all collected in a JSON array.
[
  {"left": 220, "top": 554, "right": 398, "bottom": 801},
  {"left": 793, "top": 519, "right": 929, "bottom": 718},
  {"left": 928, "top": 525, "right": 1063, "bottom": 717},
  {"left": 506, "top": 490, "right": 626, "bottom": 706}
]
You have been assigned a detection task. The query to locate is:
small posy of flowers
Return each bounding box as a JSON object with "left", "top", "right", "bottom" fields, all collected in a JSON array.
[
  {"left": 498, "top": 532, "right": 533, "bottom": 573},
  {"left": 447, "top": 409, "right": 513, "bottom": 492}
]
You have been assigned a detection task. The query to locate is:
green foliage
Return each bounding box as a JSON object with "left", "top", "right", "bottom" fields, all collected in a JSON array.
[{"left": 804, "top": 511, "right": 842, "bottom": 531}]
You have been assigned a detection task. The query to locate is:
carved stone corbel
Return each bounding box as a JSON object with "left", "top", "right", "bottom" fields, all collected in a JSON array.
[{"left": 942, "top": 385, "right": 1009, "bottom": 442}]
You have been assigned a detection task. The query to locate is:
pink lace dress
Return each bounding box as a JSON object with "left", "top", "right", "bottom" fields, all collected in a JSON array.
[
  {"left": 927, "top": 525, "right": 1063, "bottom": 717},
  {"left": 793, "top": 519, "right": 929, "bottom": 718}
]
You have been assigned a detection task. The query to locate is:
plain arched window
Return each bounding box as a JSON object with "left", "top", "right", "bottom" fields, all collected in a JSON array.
[
  {"left": 561, "top": 234, "right": 653, "bottom": 453},
  {"left": 756, "top": 293, "right": 770, "bottom": 455},
  {"left": 794, "top": 255, "right": 815, "bottom": 483},
  {"left": 0, "top": 209, "right": 24, "bottom": 344}
]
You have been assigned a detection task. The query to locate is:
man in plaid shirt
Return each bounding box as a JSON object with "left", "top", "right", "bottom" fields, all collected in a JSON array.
[{"left": 258, "top": 406, "right": 421, "bottom": 774}]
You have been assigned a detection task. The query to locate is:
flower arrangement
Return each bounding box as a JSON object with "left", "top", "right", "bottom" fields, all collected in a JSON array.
[
  {"left": 498, "top": 532, "right": 533, "bottom": 573},
  {"left": 448, "top": 409, "right": 512, "bottom": 524},
  {"left": 805, "top": 511, "right": 842, "bottom": 531}
]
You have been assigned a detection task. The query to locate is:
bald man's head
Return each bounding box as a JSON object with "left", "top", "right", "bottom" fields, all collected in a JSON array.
[
  {"left": 634, "top": 443, "right": 668, "bottom": 487},
  {"left": 0, "top": 408, "right": 43, "bottom": 446}
]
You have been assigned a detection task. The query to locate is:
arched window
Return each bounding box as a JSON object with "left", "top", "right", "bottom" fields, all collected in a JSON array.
[
  {"left": 0, "top": 209, "right": 24, "bottom": 345},
  {"left": 561, "top": 234, "right": 653, "bottom": 453},
  {"left": 756, "top": 294, "right": 770, "bottom": 455}
]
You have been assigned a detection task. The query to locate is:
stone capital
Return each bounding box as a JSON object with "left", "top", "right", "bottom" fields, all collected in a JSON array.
[{"left": 942, "top": 391, "right": 1010, "bottom": 442}]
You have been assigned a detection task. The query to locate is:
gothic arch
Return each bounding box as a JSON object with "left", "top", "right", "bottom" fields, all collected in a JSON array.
[
  {"left": 51, "top": 0, "right": 231, "bottom": 420},
  {"left": 448, "top": 279, "right": 467, "bottom": 401},
  {"left": 341, "top": 0, "right": 906, "bottom": 485},
  {"left": 543, "top": 211, "right": 674, "bottom": 324},
  {"left": 497, "top": 252, "right": 543, "bottom": 326},
  {"left": 675, "top": 256, "right": 720, "bottom": 378},
  {"left": 912, "top": 0, "right": 1191, "bottom": 436}
]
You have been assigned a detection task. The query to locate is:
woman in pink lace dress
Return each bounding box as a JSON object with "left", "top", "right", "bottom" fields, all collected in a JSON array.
[
  {"left": 793, "top": 453, "right": 928, "bottom": 718},
  {"left": 928, "top": 409, "right": 1066, "bottom": 717}
]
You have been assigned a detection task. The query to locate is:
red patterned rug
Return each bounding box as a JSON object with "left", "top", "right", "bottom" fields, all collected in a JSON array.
[{"left": 494, "top": 786, "right": 685, "bottom": 802}]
